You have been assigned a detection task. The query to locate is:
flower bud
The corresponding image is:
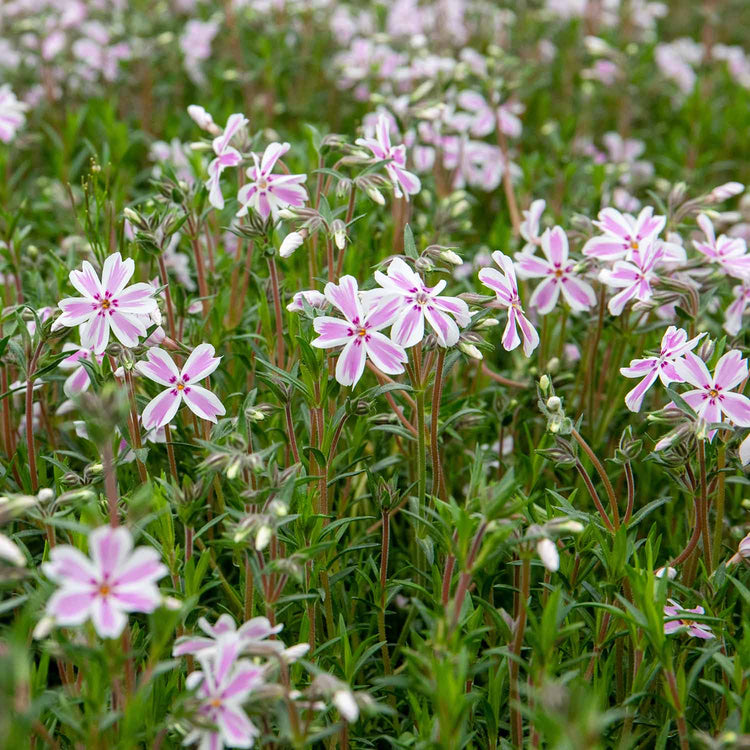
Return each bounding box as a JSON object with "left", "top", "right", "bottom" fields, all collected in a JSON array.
[
  {"left": 255, "top": 525, "right": 272, "bottom": 551},
  {"left": 458, "top": 342, "right": 483, "bottom": 360},
  {"left": 655, "top": 566, "right": 677, "bottom": 580},
  {"left": 546, "top": 396, "right": 562, "bottom": 411},
  {"left": 708, "top": 181, "right": 744, "bottom": 203},
  {"left": 539, "top": 374, "right": 550, "bottom": 394},
  {"left": 365, "top": 185, "right": 385, "bottom": 205},
  {"left": 33, "top": 616, "right": 55, "bottom": 640},
  {"left": 536, "top": 537, "right": 559, "bottom": 572},
  {"left": 331, "top": 220, "right": 347, "bottom": 250}
]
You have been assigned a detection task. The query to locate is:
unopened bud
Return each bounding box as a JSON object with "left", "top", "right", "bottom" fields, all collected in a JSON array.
[
  {"left": 255, "top": 525, "right": 272, "bottom": 551},
  {"left": 539, "top": 375, "right": 550, "bottom": 394},
  {"left": 458, "top": 342, "right": 483, "bottom": 360},
  {"left": 546, "top": 396, "right": 562, "bottom": 411},
  {"left": 365, "top": 185, "right": 385, "bottom": 205}
]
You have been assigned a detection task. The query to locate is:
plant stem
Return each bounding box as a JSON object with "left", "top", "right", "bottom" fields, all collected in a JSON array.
[
  {"left": 101, "top": 440, "right": 119, "bottom": 527},
  {"left": 157, "top": 254, "right": 177, "bottom": 341},
  {"left": 571, "top": 427, "right": 619, "bottom": 530},
  {"left": 509, "top": 556, "right": 531, "bottom": 747},
  {"left": 712, "top": 442, "right": 726, "bottom": 568},
  {"left": 267, "top": 255, "right": 285, "bottom": 367},
  {"left": 378, "top": 508, "right": 393, "bottom": 676},
  {"left": 665, "top": 667, "right": 689, "bottom": 750},
  {"left": 698, "top": 440, "right": 712, "bottom": 573},
  {"left": 124, "top": 368, "right": 147, "bottom": 483},
  {"left": 25, "top": 341, "right": 44, "bottom": 492},
  {"left": 429, "top": 348, "right": 446, "bottom": 500},
  {"left": 163, "top": 423, "right": 179, "bottom": 481}
]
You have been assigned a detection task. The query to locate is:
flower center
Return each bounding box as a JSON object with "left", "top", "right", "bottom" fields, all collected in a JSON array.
[
  {"left": 98, "top": 583, "right": 111, "bottom": 597},
  {"left": 210, "top": 698, "right": 222, "bottom": 708},
  {"left": 176, "top": 382, "right": 185, "bottom": 391},
  {"left": 258, "top": 177, "right": 268, "bottom": 190},
  {"left": 708, "top": 388, "right": 718, "bottom": 398},
  {"left": 415, "top": 291, "right": 430, "bottom": 306},
  {"left": 630, "top": 240, "right": 639, "bottom": 250},
  {"left": 357, "top": 328, "right": 367, "bottom": 337},
  {"left": 554, "top": 268, "right": 563, "bottom": 278},
  {"left": 100, "top": 299, "right": 111, "bottom": 310}
]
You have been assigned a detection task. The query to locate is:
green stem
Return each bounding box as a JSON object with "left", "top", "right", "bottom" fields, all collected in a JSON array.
[{"left": 712, "top": 443, "right": 726, "bottom": 568}]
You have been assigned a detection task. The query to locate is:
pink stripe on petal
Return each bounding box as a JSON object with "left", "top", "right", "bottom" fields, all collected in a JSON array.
[
  {"left": 182, "top": 343, "right": 220, "bottom": 382},
  {"left": 391, "top": 305, "right": 424, "bottom": 348},
  {"left": 182, "top": 385, "right": 225, "bottom": 423},
  {"left": 101, "top": 253, "right": 135, "bottom": 297},
  {"left": 46, "top": 588, "right": 95, "bottom": 624},
  {"left": 621, "top": 358, "right": 657, "bottom": 377},
  {"left": 517, "top": 311, "right": 540, "bottom": 356},
  {"left": 219, "top": 705, "right": 258, "bottom": 744},
  {"left": 335, "top": 338, "right": 367, "bottom": 386},
  {"left": 142, "top": 388, "right": 181, "bottom": 429},
  {"left": 325, "top": 276, "right": 362, "bottom": 323},
  {"left": 514, "top": 253, "right": 550, "bottom": 278},
  {"left": 366, "top": 295, "right": 402, "bottom": 330},
  {"left": 115, "top": 283, "right": 157, "bottom": 314},
  {"left": 89, "top": 526, "right": 133, "bottom": 578},
  {"left": 220, "top": 666, "right": 264, "bottom": 701},
  {"left": 91, "top": 596, "right": 127, "bottom": 638},
  {"left": 478, "top": 267, "right": 512, "bottom": 301},
  {"left": 58, "top": 297, "right": 95, "bottom": 325},
  {"left": 623, "top": 368, "right": 659, "bottom": 412},
  {"left": 543, "top": 226, "right": 568, "bottom": 265},
  {"left": 109, "top": 310, "right": 145, "bottom": 348},
  {"left": 113, "top": 547, "right": 167, "bottom": 586},
  {"left": 69, "top": 261, "right": 102, "bottom": 298},
  {"left": 366, "top": 331, "right": 408, "bottom": 374},
  {"left": 720, "top": 392, "right": 750, "bottom": 426},
  {"left": 111, "top": 585, "right": 161, "bottom": 613},
  {"left": 582, "top": 236, "right": 627, "bottom": 260},
  {"left": 260, "top": 141, "right": 290, "bottom": 175},
  {"left": 64, "top": 367, "right": 91, "bottom": 397},
  {"left": 81, "top": 313, "right": 110, "bottom": 354},
  {"left": 312, "top": 317, "right": 353, "bottom": 347},
  {"left": 607, "top": 285, "right": 638, "bottom": 316},
  {"left": 137, "top": 348, "right": 180, "bottom": 386},
  {"left": 424, "top": 305, "right": 459, "bottom": 347},
  {"left": 501, "top": 310, "right": 520, "bottom": 351},
  {"left": 173, "top": 636, "right": 215, "bottom": 656},
  {"left": 714, "top": 350, "right": 748, "bottom": 390},
  {"left": 560, "top": 276, "right": 597, "bottom": 309},
  {"left": 529, "top": 276, "right": 560, "bottom": 314},
  {"left": 44, "top": 546, "right": 97, "bottom": 585},
  {"left": 674, "top": 352, "right": 712, "bottom": 389}
]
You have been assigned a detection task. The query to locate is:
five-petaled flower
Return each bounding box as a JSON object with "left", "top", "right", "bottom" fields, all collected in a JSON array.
[
  {"left": 599, "top": 240, "right": 663, "bottom": 316},
  {"left": 57, "top": 252, "right": 158, "bottom": 354},
  {"left": 43, "top": 525, "right": 168, "bottom": 638},
  {"left": 372, "top": 257, "right": 470, "bottom": 348},
  {"left": 663, "top": 599, "right": 715, "bottom": 639},
  {"left": 183, "top": 638, "right": 264, "bottom": 750},
  {"left": 583, "top": 206, "right": 665, "bottom": 262},
  {"left": 515, "top": 226, "right": 597, "bottom": 314},
  {"left": 237, "top": 142, "right": 308, "bottom": 221},
  {"left": 693, "top": 212, "right": 750, "bottom": 280},
  {"left": 673, "top": 349, "right": 750, "bottom": 439},
  {"left": 310, "top": 275, "right": 407, "bottom": 387},
  {"left": 620, "top": 326, "right": 704, "bottom": 412},
  {"left": 206, "top": 113, "right": 247, "bottom": 210},
  {"left": 137, "top": 344, "right": 226, "bottom": 429},
  {"left": 174, "top": 614, "right": 282, "bottom": 657},
  {"left": 478, "top": 251, "right": 539, "bottom": 356},
  {"left": 355, "top": 114, "right": 421, "bottom": 201}
]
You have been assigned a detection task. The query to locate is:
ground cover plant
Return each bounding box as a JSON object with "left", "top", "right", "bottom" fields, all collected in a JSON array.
[{"left": 3, "top": 1, "right": 750, "bottom": 748}]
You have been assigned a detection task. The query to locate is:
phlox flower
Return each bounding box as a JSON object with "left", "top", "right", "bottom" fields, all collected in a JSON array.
[
  {"left": 693, "top": 213, "right": 750, "bottom": 280},
  {"left": 619, "top": 326, "right": 704, "bottom": 412},
  {"left": 599, "top": 241, "right": 663, "bottom": 315},
  {"left": 372, "top": 257, "right": 470, "bottom": 348},
  {"left": 478, "top": 251, "right": 539, "bottom": 356},
  {"left": 310, "top": 275, "right": 407, "bottom": 387},
  {"left": 206, "top": 113, "right": 248, "bottom": 210},
  {"left": 663, "top": 599, "right": 714, "bottom": 639},
  {"left": 724, "top": 282, "right": 750, "bottom": 335},
  {"left": 137, "top": 344, "right": 225, "bottom": 429},
  {"left": 583, "top": 206, "right": 665, "bottom": 261},
  {"left": 287, "top": 290, "right": 329, "bottom": 313},
  {"left": 59, "top": 343, "right": 105, "bottom": 398},
  {"left": 355, "top": 114, "right": 421, "bottom": 200},
  {"left": 174, "top": 614, "right": 282, "bottom": 657},
  {"left": 188, "top": 104, "right": 220, "bottom": 135},
  {"left": 237, "top": 142, "right": 308, "bottom": 222},
  {"left": 43, "top": 525, "right": 167, "bottom": 638},
  {"left": 57, "top": 252, "right": 157, "bottom": 354},
  {"left": 0, "top": 84, "right": 28, "bottom": 143},
  {"left": 674, "top": 349, "right": 750, "bottom": 439},
  {"left": 514, "top": 226, "right": 597, "bottom": 314},
  {"left": 183, "top": 638, "right": 264, "bottom": 750}
]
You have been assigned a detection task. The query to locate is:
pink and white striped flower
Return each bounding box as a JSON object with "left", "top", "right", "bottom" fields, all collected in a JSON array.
[
  {"left": 59, "top": 343, "right": 105, "bottom": 398},
  {"left": 620, "top": 326, "right": 704, "bottom": 412},
  {"left": 478, "top": 251, "right": 539, "bottom": 356},
  {"left": 693, "top": 213, "right": 750, "bottom": 280},
  {"left": 520, "top": 199, "right": 546, "bottom": 252},
  {"left": 355, "top": 113, "right": 421, "bottom": 200},
  {"left": 57, "top": 252, "right": 157, "bottom": 354},
  {"left": 310, "top": 275, "right": 407, "bottom": 387},
  {"left": 286, "top": 289, "right": 329, "bottom": 313},
  {"left": 137, "top": 344, "right": 225, "bottom": 429},
  {"left": 372, "top": 258, "right": 470, "bottom": 348},
  {"left": 515, "top": 226, "right": 597, "bottom": 314},
  {"left": 583, "top": 206, "right": 665, "bottom": 262},
  {"left": 237, "top": 142, "right": 308, "bottom": 222},
  {"left": 674, "top": 349, "right": 750, "bottom": 439},
  {"left": 183, "top": 638, "right": 264, "bottom": 750},
  {"left": 174, "top": 614, "right": 282, "bottom": 657},
  {"left": 599, "top": 241, "right": 663, "bottom": 315},
  {"left": 206, "top": 113, "right": 247, "bottom": 210},
  {"left": 724, "top": 282, "right": 750, "bottom": 335},
  {"left": 43, "top": 525, "right": 167, "bottom": 638},
  {"left": 663, "top": 599, "right": 714, "bottom": 639}
]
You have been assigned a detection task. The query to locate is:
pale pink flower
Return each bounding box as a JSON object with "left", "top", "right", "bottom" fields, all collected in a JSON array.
[
  {"left": 674, "top": 350, "right": 750, "bottom": 439},
  {"left": 173, "top": 614, "right": 282, "bottom": 657},
  {"left": 724, "top": 282, "right": 750, "bottom": 336},
  {"left": 599, "top": 241, "right": 663, "bottom": 315},
  {"left": 663, "top": 599, "right": 714, "bottom": 639},
  {"left": 137, "top": 344, "right": 225, "bottom": 429},
  {"left": 355, "top": 114, "right": 421, "bottom": 200},
  {"left": 693, "top": 213, "right": 750, "bottom": 280},
  {"left": 286, "top": 290, "right": 329, "bottom": 313},
  {"left": 43, "top": 525, "right": 167, "bottom": 638},
  {"left": 583, "top": 206, "right": 665, "bottom": 262},
  {"left": 514, "top": 227, "right": 597, "bottom": 314},
  {"left": 206, "top": 113, "right": 247, "bottom": 210},
  {"left": 237, "top": 142, "right": 308, "bottom": 222},
  {"left": 310, "top": 275, "right": 407, "bottom": 387},
  {"left": 183, "top": 638, "right": 264, "bottom": 750},
  {"left": 520, "top": 199, "right": 546, "bottom": 251},
  {"left": 372, "top": 258, "right": 470, "bottom": 348},
  {"left": 187, "top": 104, "right": 220, "bottom": 135},
  {"left": 56, "top": 252, "right": 157, "bottom": 354},
  {"left": 478, "top": 251, "right": 539, "bottom": 356},
  {"left": 0, "top": 84, "right": 27, "bottom": 143},
  {"left": 59, "top": 343, "right": 105, "bottom": 398},
  {"left": 619, "top": 326, "right": 704, "bottom": 412}
]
